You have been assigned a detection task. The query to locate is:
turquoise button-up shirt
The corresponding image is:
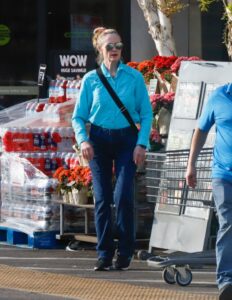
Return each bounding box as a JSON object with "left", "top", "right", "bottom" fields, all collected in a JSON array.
[
  {"left": 198, "top": 83, "right": 232, "bottom": 181},
  {"left": 72, "top": 62, "right": 152, "bottom": 147}
]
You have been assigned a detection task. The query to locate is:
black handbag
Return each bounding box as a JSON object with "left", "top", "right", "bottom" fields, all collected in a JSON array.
[{"left": 96, "top": 67, "right": 139, "bottom": 134}]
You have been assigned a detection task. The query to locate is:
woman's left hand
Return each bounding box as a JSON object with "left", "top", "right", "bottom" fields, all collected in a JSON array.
[{"left": 133, "top": 145, "right": 146, "bottom": 166}]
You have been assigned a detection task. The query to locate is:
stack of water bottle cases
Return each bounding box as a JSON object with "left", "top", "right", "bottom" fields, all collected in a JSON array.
[{"left": 0, "top": 79, "right": 83, "bottom": 236}]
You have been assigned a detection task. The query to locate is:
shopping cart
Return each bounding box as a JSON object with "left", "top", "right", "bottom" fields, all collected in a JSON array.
[{"left": 139, "top": 148, "right": 217, "bottom": 286}]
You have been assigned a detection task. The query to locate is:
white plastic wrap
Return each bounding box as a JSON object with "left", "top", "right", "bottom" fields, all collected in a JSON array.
[
  {"left": 0, "top": 153, "right": 86, "bottom": 234},
  {"left": 48, "top": 79, "right": 81, "bottom": 103},
  {"left": 0, "top": 98, "right": 76, "bottom": 128},
  {"left": 0, "top": 98, "right": 87, "bottom": 235},
  {"left": 0, "top": 99, "right": 77, "bottom": 153},
  {"left": 0, "top": 98, "right": 48, "bottom": 125}
]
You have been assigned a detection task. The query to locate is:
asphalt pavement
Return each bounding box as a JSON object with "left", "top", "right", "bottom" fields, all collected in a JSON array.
[{"left": 0, "top": 243, "right": 219, "bottom": 300}]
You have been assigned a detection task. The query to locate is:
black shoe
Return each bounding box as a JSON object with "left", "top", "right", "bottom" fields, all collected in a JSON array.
[
  {"left": 219, "top": 284, "right": 232, "bottom": 300},
  {"left": 94, "top": 258, "right": 113, "bottom": 271},
  {"left": 66, "top": 240, "right": 80, "bottom": 251},
  {"left": 114, "top": 255, "right": 131, "bottom": 270}
]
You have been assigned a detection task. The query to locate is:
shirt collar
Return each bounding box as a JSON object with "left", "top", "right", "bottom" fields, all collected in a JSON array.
[
  {"left": 226, "top": 83, "right": 232, "bottom": 95},
  {"left": 100, "top": 61, "right": 123, "bottom": 78}
]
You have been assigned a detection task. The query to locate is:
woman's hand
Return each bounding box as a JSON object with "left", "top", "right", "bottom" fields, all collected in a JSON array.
[
  {"left": 133, "top": 145, "right": 146, "bottom": 166},
  {"left": 80, "top": 141, "right": 94, "bottom": 161}
]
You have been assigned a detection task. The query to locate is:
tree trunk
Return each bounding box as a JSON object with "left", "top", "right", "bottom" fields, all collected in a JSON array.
[
  {"left": 137, "top": 0, "right": 177, "bottom": 56},
  {"left": 225, "top": 1, "right": 232, "bottom": 60},
  {"left": 225, "top": 21, "right": 232, "bottom": 59}
]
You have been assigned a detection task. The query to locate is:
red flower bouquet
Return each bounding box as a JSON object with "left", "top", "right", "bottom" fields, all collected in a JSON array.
[
  {"left": 53, "top": 167, "right": 72, "bottom": 193},
  {"left": 150, "top": 92, "right": 175, "bottom": 116},
  {"left": 53, "top": 165, "right": 92, "bottom": 195},
  {"left": 170, "top": 56, "right": 202, "bottom": 74},
  {"left": 152, "top": 55, "right": 178, "bottom": 72},
  {"left": 68, "top": 165, "right": 92, "bottom": 191}
]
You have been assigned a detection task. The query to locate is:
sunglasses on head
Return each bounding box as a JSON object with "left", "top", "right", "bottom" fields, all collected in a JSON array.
[{"left": 105, "top": 42, "right": 123, "bottom": 51}]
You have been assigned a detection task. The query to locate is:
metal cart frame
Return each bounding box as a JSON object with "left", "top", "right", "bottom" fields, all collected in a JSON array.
[{"left": 140, "top": 148, "right": 216, "bottom": 286}]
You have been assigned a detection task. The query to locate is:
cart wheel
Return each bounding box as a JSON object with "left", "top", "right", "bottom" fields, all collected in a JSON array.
[
  {"left": 175, "top": 268, "right": 192, "bottom": 286},
  {"left": 137, "top": 250, "right": 149, "bottom": 261},
  {"left": 162, "top": 267, "right": 176, "bottom": 285}
]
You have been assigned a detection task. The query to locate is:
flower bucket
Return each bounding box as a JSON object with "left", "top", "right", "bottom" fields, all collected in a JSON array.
[
  {"left": 72, "top": 188, "right": 88, "bottom": 205},
  {"left": 62, "top": 192, "right": 69, "bottom": 203},
  {"left": 157, "top": 107, "right": 171, "bottom": 135},
  {"left": 62, "top": 191, "right": 73, "bottom": 204}
]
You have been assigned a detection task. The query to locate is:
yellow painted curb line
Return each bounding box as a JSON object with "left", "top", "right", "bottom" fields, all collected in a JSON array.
[{"left": 0, "top": 264, "right": 217, "bottom": 300}]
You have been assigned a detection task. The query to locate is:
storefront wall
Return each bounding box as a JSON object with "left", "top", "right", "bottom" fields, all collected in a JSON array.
[
  {"left": 131, "top": 0, "right": 228, "bottom": 62},
  {"left": 0, "top": 0, "right": 130, "bottom": 105},
  {"left": 0, "top": 0, "right": 229, "bottom": 107},
  {"left": 46, "top": 0, "right": 130, "bottom": 80},
  {"left": 0, "top": 1, "right": 38, "bottom": 107}
]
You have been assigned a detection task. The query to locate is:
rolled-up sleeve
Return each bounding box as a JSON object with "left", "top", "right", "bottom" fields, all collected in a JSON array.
[
  {"left": 135, "top": 73, "right": 153, "bottom": 147},
  {"left": 72, "top": 76, "right": 92, "bottom": 145}
]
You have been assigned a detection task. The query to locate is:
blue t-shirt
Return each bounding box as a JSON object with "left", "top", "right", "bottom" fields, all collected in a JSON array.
[
  {"left": 198, "top": 83, "right": 232, "bottom": 181},
  {"left": 72, "top": 62, "right": 153, "bottom": 147}
]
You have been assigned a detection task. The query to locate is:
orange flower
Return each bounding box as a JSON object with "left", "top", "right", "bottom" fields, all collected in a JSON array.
[
  {"left": 127, "top": 61, "right": 139, "bottom": 69},
  {"left": 53, "top": 166, "right": 65, "bottom": 179},
  {"left": 53, "top": 165, "right": 93, "bottom": 193},
  {"left": 137, "top": 60, "right": 155, "bottom": 75}
]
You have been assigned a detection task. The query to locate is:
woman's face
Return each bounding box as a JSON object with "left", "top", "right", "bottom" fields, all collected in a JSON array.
[{"left": 100, "top": 33, "right": 123, "bottom": 64}]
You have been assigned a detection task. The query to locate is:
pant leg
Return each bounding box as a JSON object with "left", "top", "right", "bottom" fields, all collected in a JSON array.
[
  {"left": 113, "top": 132, "right": 137, "bottom": 258},
  {"left": 89, "top": 128, "right": 115, "bottom": 260},
  {"left": 212, "top": 178, "right": 232, "bottom": 290}
]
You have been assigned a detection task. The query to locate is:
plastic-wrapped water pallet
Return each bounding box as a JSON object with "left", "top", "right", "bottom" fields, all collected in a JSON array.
[{"left": 0, "top": 226, "right": 61, "bottom": 249}]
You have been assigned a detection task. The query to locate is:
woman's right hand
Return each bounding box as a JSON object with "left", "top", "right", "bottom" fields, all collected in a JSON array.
[{"left": 80, "top": 141, "right": 94, "bottom": 161}]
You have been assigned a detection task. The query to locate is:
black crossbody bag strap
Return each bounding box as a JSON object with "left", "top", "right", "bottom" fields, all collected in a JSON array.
[{"left": 96, "top": 67, "right": 138, "bottom": 134}]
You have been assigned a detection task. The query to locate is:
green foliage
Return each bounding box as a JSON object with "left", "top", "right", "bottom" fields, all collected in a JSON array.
[
  {"left": 198, "top": 0, "right": 218, "bottom": 12},
  {"left": 226, "top": 3, "right": 232, "bottom": 12},
  {"left": 153, "top": 0, "right": 188, "bottom": 17},
  {"left": 198, "top": 0, "right": 232, "bottom": 58}
]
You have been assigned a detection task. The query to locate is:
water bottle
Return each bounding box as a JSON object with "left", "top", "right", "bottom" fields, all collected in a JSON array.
[
  {"left": 45, "top": 127, "right": 52, "bottom": 151},
  {"left": 32, "top": 128, "right": 41, "bottom": 151},
  {"left": 2, "top": 127, "right": 13, "bottom": 152},
  {"left": 24, "top": 127, "right": 33, "bottom": 152},
  {"left": 48, "top": 80, "right": 56, "bottom": 103},
  {"left": 38, "top": 128, "right": 47, "bottom": 151},
  {"left": 51, "top": 153, "right": 58, "bottom": 174},
  {"left": 44, "top": 153, "right": 52, "bottom": 177}
]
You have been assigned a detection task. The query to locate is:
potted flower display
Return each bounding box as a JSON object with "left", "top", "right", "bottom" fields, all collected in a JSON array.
[
  {"left": 53, "top": 165, "right": 92, "bottom": 205},
  {"left": 127, "top": 55, "right": 202, "bottom": 151},
  {"left": 149, "top": 92, "right": 175, "bottom": 150}
]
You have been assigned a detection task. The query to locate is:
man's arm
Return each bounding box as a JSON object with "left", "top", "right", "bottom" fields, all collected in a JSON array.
[{"left": 186, "top": 128, "right": 208, "bottom": 188}]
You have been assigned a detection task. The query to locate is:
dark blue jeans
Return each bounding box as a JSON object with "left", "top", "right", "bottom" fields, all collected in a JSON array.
[
  {"left": 89, "top": 124, "right": 137, "bottom": 260},
  {"left": 212, "top": 178, "right": 232, "bottom": 290}
]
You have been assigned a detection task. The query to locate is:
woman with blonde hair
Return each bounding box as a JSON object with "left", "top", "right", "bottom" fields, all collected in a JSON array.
[{"left": 72, "top": 27, "right": 152, "bottom": 271}]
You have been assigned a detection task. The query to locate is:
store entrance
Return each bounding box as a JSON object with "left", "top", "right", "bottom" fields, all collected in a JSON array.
[
  {"left": 0, "top": 0, "right": 38, "bottom": 108},
  {"left": 0, "top": 0, "right": 131, "bottom": 107},
  {"left": 46, "top": 0, "right": 131, "bottom": 80}
]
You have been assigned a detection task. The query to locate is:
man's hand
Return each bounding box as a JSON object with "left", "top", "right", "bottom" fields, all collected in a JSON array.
[
  {"left": 185, "top": 165, "right": 197, "bottom": 188},
  {"left": 185, "top": 128, "right": 208, "bottom": 189},
  {"left": 80, "top": 141, "right": 94, "bottom": 161},
  {"left": 133, "top": 145, "right": 146, "bottom": 166}
]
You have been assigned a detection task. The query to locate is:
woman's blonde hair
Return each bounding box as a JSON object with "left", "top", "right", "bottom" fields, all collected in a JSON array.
[{"left": 92, "top": 27, "right": 121, "bottom": 64}]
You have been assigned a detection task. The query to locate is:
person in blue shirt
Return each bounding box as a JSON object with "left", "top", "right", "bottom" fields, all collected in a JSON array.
[
  {"left": 72, "top": 27, "right": 152, "bottom": 271},
  {"left": 186, "top": 83, "right": 232, "bottom": 300}
]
